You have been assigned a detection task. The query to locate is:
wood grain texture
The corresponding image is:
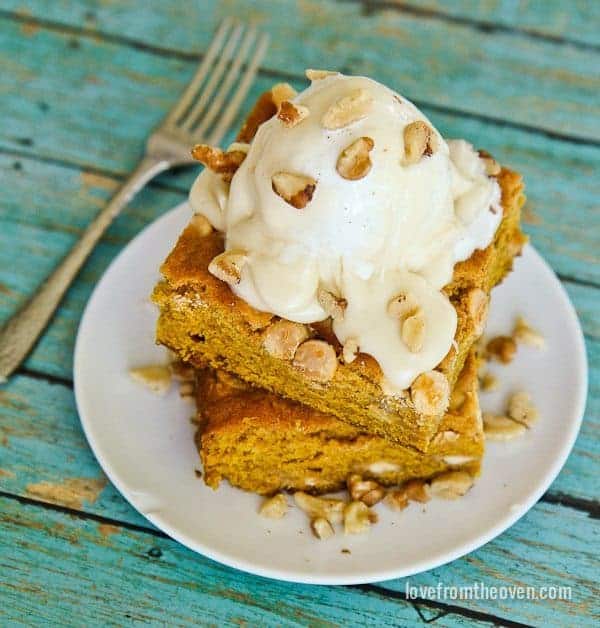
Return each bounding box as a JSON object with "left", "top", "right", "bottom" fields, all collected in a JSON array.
[
  {"left": 0, "top": 19, "right": 598, "bottom": 285},
  {"left": 3, "top": 497, "right": 487, "bottom": 628},
  {"left": 0, "top": 150, "right": 598, "bottom": 381},
  {"left": 1, "top": 0, "right": 599, "bottom": 140},
  {"left": 0, "top": 466, "right": 597, "bottom": 626},
  {"left": 0, "top": 1, "right": 598, "bottom": 625},
  {"left": 0, "top": 366, "right": 597, "bottom": 625},
  {"left": 385, "top": 0, "right": 600, "bottom": 48}
]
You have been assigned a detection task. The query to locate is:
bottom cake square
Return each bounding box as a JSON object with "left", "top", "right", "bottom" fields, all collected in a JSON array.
[{"left": 195, "top": 352, "right": 483, "bottom": 496}]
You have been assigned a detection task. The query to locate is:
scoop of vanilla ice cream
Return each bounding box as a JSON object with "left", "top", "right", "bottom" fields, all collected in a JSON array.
[{"left": 190, "top": 74, "right": 501, "bottom": 390}]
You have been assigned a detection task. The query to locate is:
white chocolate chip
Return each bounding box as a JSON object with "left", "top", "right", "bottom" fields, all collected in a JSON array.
[
  {"left": 262, "top": 320, "right": 309, "bottom": 360},
  {"left": 293, "top": 340, "right": 338, "bottom": 383}
]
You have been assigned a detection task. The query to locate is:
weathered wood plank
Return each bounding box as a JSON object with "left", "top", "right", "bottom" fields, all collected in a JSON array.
[
  {"left": 1, "top": 17, "right": 599, "bottom": 286},
  {"left": 2, "top": 497, "right": 483, "bottom": 628},
  {"left": 376, "top": 500, "right": 598, "bottom": 626},
  {"left": 1, "top": 151, "right": 598, "bottom": 381},
  {"left": 0, "top": 477, "right": 596, "bottom": 626},
  {"left": 1, "top": 0, "right": 599, "bottom": 140},
  {"left": 395, "top": 0, "right": 600, "bottom": 48}
]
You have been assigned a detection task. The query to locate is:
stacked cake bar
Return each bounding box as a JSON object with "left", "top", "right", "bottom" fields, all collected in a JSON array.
[{"left": 153, "top": 80, "right": 525, "bottom": 500}]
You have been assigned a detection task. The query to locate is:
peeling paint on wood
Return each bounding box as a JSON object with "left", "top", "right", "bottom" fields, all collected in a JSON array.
[{"left": 26, "top": 477, "right": 107, "bottom": 509}]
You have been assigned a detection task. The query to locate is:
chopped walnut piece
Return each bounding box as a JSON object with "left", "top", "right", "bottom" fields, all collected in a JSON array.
[
  {"left": 512, "top": 316, "right": 545, "bottom": 349},
  {"left": 179, "top": 381, "right": 195, "bottom": 398},
  {"left": 190, "top": 144, "right": 247, "bottom": 182},
  {"left": 384, "top": 479, "right": 430, "bottom": 511},
  {"left": 293, "top": 340, "right": 338, "bottom": 383},
  {"left": 208, "top": 249, "right": 247, "bottom": 285},
  {"left": 466, "top": 288, "right": 489, "bottom": 338},
  {"left": 387, "top": 292, "right": 420, "bottom": 321},
  {"left": 402, "top": 312, "right": 426, "bottom": 353},
  {"left": 277, "top": 100, "right": 309, "bottom": 128},
  {"left": 190, "top": 213, "right": 213, "bottom": 237},
  {"left": 321, "top": 89, "right": 373, "bottom": 130},
  {"left": 384, "top": 490, "right": 409, "bottom": 511},
  {"left": 317, "top": 288, "right": 347, "bottom": 321},
  {"left": 479, "top": 371, "right": 499, "bottom": 392},
  {"left": 271, "top": 83, "right": 297, "bottom": 107},
  {"left": 170, "top": 360, "right": 195, "bottom": 382},
  {"left": 486, "top": 335, "right": 517, "bottom": 364},
  {"left": 430, "top": 471, "right": 474, "bottom": 499},
  {"left": 272, "top": 172, "right": 317, "bottom": 209},
  {"left": 129, "top": 365, "right": 172, "bottom": 395},
  {"left": 480, "top": 153, "right": 501, "bottom": 176},
  {"left": 347, "top": 475, "right": 385, "bottom": 506},
  {"left": 293, "top": 491, "right": 344, "bottom": 524},
  {"left": 336, "top": 136, "right": 374, "bottom": 180},
  {"left": 403, "top": 479, "right": 431, "bottom": 503},
  {"left": 305, "top": 69, "right": 338, "bottom": 81},
  {"left": 343, "top": 501, "right": 377, "bottom": 534},
  {"left": 403, "top": 121, "right": 439, "bottom": 164},
  {"left": 311, "top": 517, "right": 335, "bottom": 540},
  {"left": 410, "top": 370, "right": 450, "bottom": 415},
  {"left": 259, "top": 493, "right": 288, "bottom": 519},
  {"left": 342, "top": 338, "right": 359, "bottom": 364},
  {"left": 483, "top": 413, "right": 527, "bottom": 441},
  {"left": 262, "top": 320, "right": 309, "bottom": 360},
  {"left": 508, "top": 391, "right": 539, "bottom": 427}
]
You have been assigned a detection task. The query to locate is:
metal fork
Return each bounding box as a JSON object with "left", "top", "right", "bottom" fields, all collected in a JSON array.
[{"left": 0, "top": 19, "right": 269, "bottom": 381}]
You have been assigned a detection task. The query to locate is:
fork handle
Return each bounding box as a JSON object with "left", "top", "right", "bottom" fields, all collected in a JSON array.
[{"left": 0, "top": 155, "right": 171, "bottom": 381}]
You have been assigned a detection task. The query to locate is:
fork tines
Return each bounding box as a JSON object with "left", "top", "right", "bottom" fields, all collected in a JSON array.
[{"left": 166, "top": 18, "right": 269, "bottom": 146}]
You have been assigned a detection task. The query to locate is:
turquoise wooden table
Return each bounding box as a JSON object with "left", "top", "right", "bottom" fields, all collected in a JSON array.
[{"left": 0, "top": 1, "right": 598, "bottom": 625}]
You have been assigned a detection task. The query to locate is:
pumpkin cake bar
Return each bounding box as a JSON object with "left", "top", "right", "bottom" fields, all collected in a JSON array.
[
  {"left": 196, "top": 352, "right": 482, "bottom": 496},
  {"left": 153, "top": 76, "right": 526, "bottom": 451}
]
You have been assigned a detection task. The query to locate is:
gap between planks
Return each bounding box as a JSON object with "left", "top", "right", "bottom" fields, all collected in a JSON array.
[
  {"left": 1, "top": 8, "right": 599, "bottom": 149},
  {"left": 6, "top": 368, "right": 600, "bottom": 522},
  {"left": 0, "top": 489, "right": 534, "bottom": 628},
  {"left": 352, "top": 584, "right": 533, "bottom": 628},
  {"left": 347, "top": 0, "right": 600, "bottom": 53}
]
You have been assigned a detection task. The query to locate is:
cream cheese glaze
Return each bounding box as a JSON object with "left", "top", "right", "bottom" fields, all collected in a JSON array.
[{"left": 189, "top": 74, "right": 501, "bottom": 391}]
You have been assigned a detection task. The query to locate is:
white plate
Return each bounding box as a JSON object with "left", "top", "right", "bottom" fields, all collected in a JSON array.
[{"left": 74, "top": 202, "right": 587, "bottom": 585}]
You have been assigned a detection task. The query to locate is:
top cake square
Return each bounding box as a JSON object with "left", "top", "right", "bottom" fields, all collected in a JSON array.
[{"left": 153, "top": 84, "right": 526, "bottom": 451}]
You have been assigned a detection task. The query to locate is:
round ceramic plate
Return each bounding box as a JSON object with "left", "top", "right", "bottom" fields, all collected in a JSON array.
[{"left": 74, "top": 202, "right": 587, "bottom": 585}]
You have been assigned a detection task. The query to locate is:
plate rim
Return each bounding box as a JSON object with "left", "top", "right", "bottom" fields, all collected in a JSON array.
[{"left": 74, "top": 202, "right": 588, "bottom": 585}]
